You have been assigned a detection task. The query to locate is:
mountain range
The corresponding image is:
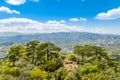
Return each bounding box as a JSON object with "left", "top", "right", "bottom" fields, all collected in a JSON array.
[{"left": 0, "top": 32, "right": 120, "bottom": 55}]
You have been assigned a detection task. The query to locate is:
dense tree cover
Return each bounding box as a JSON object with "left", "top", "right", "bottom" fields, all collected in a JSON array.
[{"left": 0, "top": 40, "right": 120, "bottom": 80}]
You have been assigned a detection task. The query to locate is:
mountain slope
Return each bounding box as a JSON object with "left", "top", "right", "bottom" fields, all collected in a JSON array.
[{"left": 0, "top": 32, "right": 120, "bottom": 54}]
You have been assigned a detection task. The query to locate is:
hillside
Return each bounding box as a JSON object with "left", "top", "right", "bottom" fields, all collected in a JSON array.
[{"left": 0, "top": 32, "right": 120, "bottom": 56}]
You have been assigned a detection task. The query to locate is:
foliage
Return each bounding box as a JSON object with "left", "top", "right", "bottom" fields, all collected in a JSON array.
[
  {"left": 65, "top": 69, "right": 82, "bottom": 80},
  {"left": 30, "top": 67, "right": 48, "bottom": 80},
  {"left": 25, "top": 40, "right": 40, "bottom": 64},
  {"left": 7, "top": 45, "right": 24, "bottom": 66},
  {"left": 66, "top": 53, "right": 77, "bottom": 61},
  {"left": 80, "top": 65, "right": 99, "bottom": 75},
  {"left": 45, "top": 60, "right": 57, "bottom": 72},
  {"left": 2, "top": 66, "right": 20, "bottom": 76},
  {"left": 0, "top": 40, "right": 120, "bottom": 80},
  {"left": 55, "top": 58, "right": 64, "bottom": 69},
  {"left": 55, "top": 67, "right": 69, "bottom": 80}
]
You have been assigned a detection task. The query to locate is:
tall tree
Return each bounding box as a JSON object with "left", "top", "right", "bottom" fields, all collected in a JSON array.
[
  {"left": 36, "top": 42, "right": 61, "bottom": 61},
  {"left": 34, "top": 43, "right": 46, "bottom": 65},
  {"left": 92, "top": 46, "right": 107, "bottom": 61},
  {"left": 74, "top": 45, "right": 85, "bottom": 59},
  {"left": 25, "top": 40, "right": 40, "bottom": 64},
  {"left": 7, "top": 45, "right": 24, "bottom": 66}
]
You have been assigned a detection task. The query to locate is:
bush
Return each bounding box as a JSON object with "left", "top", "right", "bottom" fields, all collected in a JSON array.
[
  {"left": 80, "top": 65, "right": 99, "bottom": 75},
  {"left": 55, "top": 58, "right": 64, "bottom": 69},
  {"left": 59, "top": 53, "right": 66, "bottom": 60},
  {"left": 55, "top": 67, "right": 68, "bottom": 80},
  {"left": 45, "top": 60, "right": 57, "bottom": 72},
  {"left": 30, "top": 67, "right": 48, "bottom": 80},
  {"left": 18, "top": 63, "right": 34, "bottom": 80},
  {"left": 2, "top": 66, "right": 20, "bottom": 76},
  {"left": 0, "top": 75, "right": 18, "bottom": 80},
  {"left": 65, "top": 69, "right": 82, "bottom": 80},
  {"left": 45, "top": 58, "right": 64, "bottom": 72},
  {"left": 67, "top": 54, "right": 76, "bottom": 61}
]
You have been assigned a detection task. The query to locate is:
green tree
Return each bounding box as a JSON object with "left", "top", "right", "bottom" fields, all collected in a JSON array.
[
  {"left": 74, "top": 45, "right": 85, "bottom": 59},
  {"left": 37, "top": 42, "right": 61, "bottom": 61},
  {"left": 7, "top": 45, "right": 24, "bottom": 66},
  {"left": 92, "top": 46, "right": 107, "bottom": 61},
  {"left": 25, "top": 40, "right": 40, "bottom": 64},
  {"left": 34, "top": 44, "right": 46, "bottom": 65},
  {"left": 74, "top": 45, "right": 108, "bottom": 63}
]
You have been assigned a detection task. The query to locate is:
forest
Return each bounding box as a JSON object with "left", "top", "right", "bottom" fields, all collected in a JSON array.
[{"left": 0, "top": 40, "right": 120, "bottom": 80}]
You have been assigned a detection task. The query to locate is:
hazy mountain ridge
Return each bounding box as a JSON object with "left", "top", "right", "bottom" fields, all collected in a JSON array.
[{"left": 0, "top": 32, "right": 120, "bottom": 54}]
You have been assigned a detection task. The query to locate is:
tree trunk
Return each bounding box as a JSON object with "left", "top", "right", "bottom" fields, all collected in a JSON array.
[
  {"left": 46, "top": 49, "right": 49, "bottom": 61},
  {"left": 12, "top": 61, "right": 15, "bottom": 67},
  {"left": 32, "top": 55, "right": 34, "bottom": 64}
]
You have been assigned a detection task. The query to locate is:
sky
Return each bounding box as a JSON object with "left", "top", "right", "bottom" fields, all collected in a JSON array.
[{"left": 0, "top": 0, "right": 120, "bottom": 34}]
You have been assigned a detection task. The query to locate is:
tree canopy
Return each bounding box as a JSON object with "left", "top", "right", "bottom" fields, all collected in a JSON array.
[{"left": 0, "top": 40, "right": 120, "bottom": 80}]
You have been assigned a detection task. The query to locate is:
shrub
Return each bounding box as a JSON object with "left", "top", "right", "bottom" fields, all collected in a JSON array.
[
  {"left": 67, "top": 54, "right": 76, "bottom": 61},
  {"left": 55, "top": 58, "right": 64, "bottom": 69},
  {"left": 80, "top": 65, "right": 99, "bottom": 75},
  {"left": 65, "top": 69, "right": 82, "bottom": 80},
  {"left": 45, "top": 60, "right": 57, "bottom": 72},
  {"left": 0, "top": 75, "right": 17, "bottom": 80},
  {"left": 30, "top": 67, "right": 48, "bottom": 80},
  {"left": 55, "top": 67, "right": 68, "bottom": 80},
  {"left": 2, "top": 66, "right": 20, "bottom": 76}
]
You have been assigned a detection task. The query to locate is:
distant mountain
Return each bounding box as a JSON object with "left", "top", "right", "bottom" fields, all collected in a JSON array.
[
  {"left": 0, "top": 32, "right": 120, "bottom": 54},
  {"left": 0, "top": 32, "right": 23, "bottom": 37}
]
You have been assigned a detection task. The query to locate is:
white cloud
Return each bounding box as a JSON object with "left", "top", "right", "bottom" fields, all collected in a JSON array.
[
  {"left": 69, "top": 18, "right": 87, "bottom": 22},
  {"left": 5, "top": 0, "right": 26, "bottom": 5},
  {"left": 0, "top": 18, "right": 84, "bottom": 33},
  {"left": 0, "top": 18, "right": 106, "bottom": 34},
  {"left": 46, "top": 20, "right": 60, "bottom": 24},
  {"left": 46, "top": 20, "right": 66, "bottom": 24},
  {"left": 80, "top": 18, "right": 87, "bottom": 21},
  {"left": 95, "top": 7, "right": 120, "bottom": 20},
  {"left": 60, "top": 20, "right": 66, "bottom": 23},
  {"left": 11, "top": 10, "right": 20, "bottom": 14},
  {"left": 0, "top": 6, "right": 20, "bottom": 14},
  {"left": 69, "top": 18, "right": 79, "bottom": 22}
]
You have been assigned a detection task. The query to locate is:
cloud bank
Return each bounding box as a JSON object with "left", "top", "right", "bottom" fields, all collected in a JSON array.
[
  {"left": 0, "top": 18, "right": 106, "bottom": 34},
  {"left": 0, "top": 18, "right": 83, "bottom": 33},
  {"left": 95, "top": 7, "right": 120, "bottom": 20}
]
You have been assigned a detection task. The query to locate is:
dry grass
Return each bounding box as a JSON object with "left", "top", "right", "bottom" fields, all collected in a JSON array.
[{"left": 63, "top": 60, "right": 78, "bottom": 72}]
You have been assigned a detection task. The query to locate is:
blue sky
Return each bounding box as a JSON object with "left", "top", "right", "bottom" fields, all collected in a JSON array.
[{"left": 0, "top": 0, "right": 120, "bottom": 34}]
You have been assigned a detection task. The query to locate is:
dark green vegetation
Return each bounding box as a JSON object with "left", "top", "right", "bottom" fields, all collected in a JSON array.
[{"left": 0, "top": 40, "right": 120, "bottom": 80}]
